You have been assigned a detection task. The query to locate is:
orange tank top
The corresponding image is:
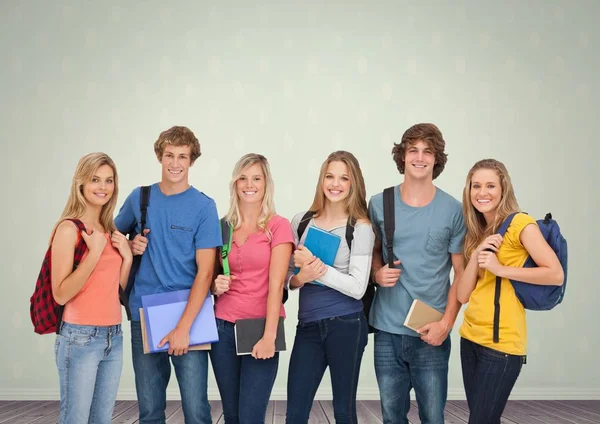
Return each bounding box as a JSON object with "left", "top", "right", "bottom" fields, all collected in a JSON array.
[{"left": 63, "top": 234, "right": 122, "bottom": 326}]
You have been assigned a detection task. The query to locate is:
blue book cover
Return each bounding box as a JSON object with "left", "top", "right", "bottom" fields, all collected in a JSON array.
[
  {"left": 296, "top": 226, "right": 341, "bottom": 285},
  {"left": 141, "top": 290, "right": 219, "bottom": 353}
]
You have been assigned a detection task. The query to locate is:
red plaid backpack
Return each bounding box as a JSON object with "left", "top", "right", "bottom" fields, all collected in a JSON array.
[{"left": 30, "top": 218, "right": 88, "bottom": 335}]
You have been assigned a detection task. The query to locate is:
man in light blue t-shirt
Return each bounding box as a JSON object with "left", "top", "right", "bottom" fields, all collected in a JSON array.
[
  {"left": 368, "top": 123, "right": 465, "bottom": 424},
  {"left": 115, "top": 126, "right": 221, "bottom": 424}
]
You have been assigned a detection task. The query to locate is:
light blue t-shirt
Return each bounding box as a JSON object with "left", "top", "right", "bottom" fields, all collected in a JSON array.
[
  {"left": 115, "top": 184, "right": 221, "bottom": 321},
  {"left": 367, "top": 184, "right": 465, "bottom": 336}
]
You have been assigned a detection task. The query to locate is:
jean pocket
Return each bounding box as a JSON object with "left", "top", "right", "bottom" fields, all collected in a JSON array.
[
  {"left": 69, "top": 332, "right": 94, "bottom": 347},
  {"left": 334, "top": 312, "right": 361, "bottom": 323},
  {"left": 480, "top": 345, "right": 510, "bottom": 360},
  {"left": 425, "top": 228, "right": 450, "bottom": 254}
]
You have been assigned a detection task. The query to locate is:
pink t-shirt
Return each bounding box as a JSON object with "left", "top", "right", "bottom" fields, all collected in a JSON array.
[{"left": 214, "top": 214, "right": 294, "bottom": 323}]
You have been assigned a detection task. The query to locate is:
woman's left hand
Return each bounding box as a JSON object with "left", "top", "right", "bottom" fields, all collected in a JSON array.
[
  {"left": 111, "top": 230, "right": 133, "bottom": 261},
  {"left": 251, "top": 337, "right": 276, "bottom": 360},
  {"left": 477, "top": 250, "right": 503, "bottom": 275},
  {"left": 293, "top": 245, "right": 314, "bottom": 268}
]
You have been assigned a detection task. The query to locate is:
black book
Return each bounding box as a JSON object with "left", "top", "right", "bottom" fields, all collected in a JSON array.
[{"left": 234, "top": 317, "right": 286, "bottom": 355}]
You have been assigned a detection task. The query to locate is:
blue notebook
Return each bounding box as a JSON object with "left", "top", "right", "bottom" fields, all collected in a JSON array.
[
  {"left": 141, "top": 290, "right": 219, "bottom": 353},
  {"left": 296, "top": 226, "right": 341, "bottom": 285}
]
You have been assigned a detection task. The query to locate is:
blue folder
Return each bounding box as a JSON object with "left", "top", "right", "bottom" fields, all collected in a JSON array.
[
  {"left": 141, "top": 289, "right": 219, "bottom": 353},
  {"left": 296, "top": 226, "right": 341, "bottom": 285}
]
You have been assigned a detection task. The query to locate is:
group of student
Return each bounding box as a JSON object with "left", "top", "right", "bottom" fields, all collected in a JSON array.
[{"left": 48, "top": 123, "right": 564, "bottom": 424}]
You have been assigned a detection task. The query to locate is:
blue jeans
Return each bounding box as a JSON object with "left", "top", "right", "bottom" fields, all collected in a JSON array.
[
  {"left": 374, "top": 331, "right": 450, "bottom": 424},
  {"left": 55, "top": 322, "right": 123, "bottom": 424},
  {"left": 130, "top": 320, "right": 211, "bottom": 424},
  {"left": 460, "top": 337, "right": 523, "bottom": 424},
  {"left": 209, "top": 319, "right": 279, "bottom": 424},
  {"left": 286, "top": 311, "right": 368, "bottom": 424}
]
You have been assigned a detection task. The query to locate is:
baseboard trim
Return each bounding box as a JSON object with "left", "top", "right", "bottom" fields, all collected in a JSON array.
[{"left": 1, "top": 388, "right": 599, "bottom": 401}]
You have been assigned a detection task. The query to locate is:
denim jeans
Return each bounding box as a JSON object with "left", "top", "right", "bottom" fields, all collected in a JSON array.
[
  {"left": 209, "top": 319, "right": 279, "bottom": 424},
  {"left": 374, "top": 331, "right": 450, "bottom": 424},
  {"left": 130, "top": 320, "right": 211, "bottom": 424},
  {"left": 55, "top": 322, "right": 123, "bottom": 424},
  {"left": 460, "top": 337, "right": 524, "bottom": 424},
  {"left": 286, "top": 311, "right": 368, "bottom": 424}
]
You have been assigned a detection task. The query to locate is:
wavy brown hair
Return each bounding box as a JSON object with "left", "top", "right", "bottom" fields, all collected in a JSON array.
[
  {"left": 153, "top": 126, "right": 202, "bottom": 163},
  {"left": 307, "top": 151, "right": 369, "bottom": 223},
  {"left": 463, "top": 159, "right": 520, "bottom": 262},
  {"left": 392, "top": 123, "right": 448, "bottom": 180},
  {"left": 51, "top": 152, "right": 118, "bottom": 241}
]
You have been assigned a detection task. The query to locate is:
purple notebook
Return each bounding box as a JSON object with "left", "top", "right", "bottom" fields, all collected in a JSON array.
[{"left": 141, "top": 289, "right": 219, "bottom": 353}]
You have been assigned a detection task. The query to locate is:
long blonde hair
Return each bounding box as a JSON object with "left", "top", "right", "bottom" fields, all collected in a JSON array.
[
  {"left": 51, "top": 153, "right": 119, "bottom": 241},
  {"left": 463, "top": 159, "right": 520, "bottom": 261},
  {"left": 308, "top": 151, "right": 369, "bottom": 222},
  {"left": 225, "top": 153, "right": 276, "bottom": 237}
]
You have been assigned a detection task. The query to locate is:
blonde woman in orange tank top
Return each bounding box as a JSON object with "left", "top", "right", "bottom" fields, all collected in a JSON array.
[{"left": 50, "top": 153, "right": 132, "bottom": 424}]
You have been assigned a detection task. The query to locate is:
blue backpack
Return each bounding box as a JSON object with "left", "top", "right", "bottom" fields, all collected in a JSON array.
[{"left": 492, "top": 212, "right": 568, "bottom": 343}]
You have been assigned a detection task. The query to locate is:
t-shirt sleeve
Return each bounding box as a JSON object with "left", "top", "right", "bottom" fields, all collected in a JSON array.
[
  {"left": 449, "top": 203, "right": 466, "bottom": 254},
  {"left": 506, "top": 213, "right": 537, "bottom": 249},
  {"left": 194, "top": 199, "right": 222, "bottom": 249},
  {"left": 368, "top": 196, "right": 383, "bottom": 241},
  {"left": 269, "top": 215, "right": 295, "bottom": 249},
  {"left": 114, "top": 188, "right": 138, "bottom": 235}
]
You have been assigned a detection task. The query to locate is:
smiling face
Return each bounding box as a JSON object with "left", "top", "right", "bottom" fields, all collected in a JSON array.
[
  {"left": 322, "top": 160, "right": 351, "bottom": 204},
  {"left": 403, "top": 140, "right": 435, "bottom": 181},
  {"left": 160, "top": 144, "right": 192, "bottom": 187},
  {"left": 82, "top": 164, "right": 115, "bottom": 208},
  {"left": 470, "top": 168, "right": 502, "bottom": 220},
  {"left": 236, "top": 162, "right": 266, "bottom": 206}
]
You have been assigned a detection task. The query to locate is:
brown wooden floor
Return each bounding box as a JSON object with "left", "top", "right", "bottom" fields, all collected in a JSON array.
[{"left": 1, "top": 400, "right": 599, "bottom": 423}]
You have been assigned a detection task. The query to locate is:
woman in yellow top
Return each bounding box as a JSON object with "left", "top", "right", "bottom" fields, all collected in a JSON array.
[{"left": 457, "top": 159, "right": 563, "bottom": 424}]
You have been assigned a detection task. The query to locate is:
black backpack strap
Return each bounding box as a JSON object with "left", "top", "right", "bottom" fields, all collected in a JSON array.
[
  {"left": 346, "top": 216, "right": 357, "bottom": 250},
  {"left": 139, "top": 185, "right": 151, "bottom": 233},
  {"left": 382, "top": 187, "right": 396, "bottom": 267},
  {"left": 491, "top": 212, "right": 518, "bottom": 343},
  {"left": 121, "top": 185, "right": 151, "bottom": 321},
  {"left": 297, "top": 211, "right": 315, "bottom": 241}
]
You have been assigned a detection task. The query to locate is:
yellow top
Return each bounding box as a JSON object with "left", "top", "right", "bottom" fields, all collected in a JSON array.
[{"left": 460, "top": 213, "right": 537, "bottom": 355}]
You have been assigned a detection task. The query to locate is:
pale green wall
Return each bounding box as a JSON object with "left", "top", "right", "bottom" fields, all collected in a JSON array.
[{"left": 1, "top": 0, "right": 598, "bottom": 400}]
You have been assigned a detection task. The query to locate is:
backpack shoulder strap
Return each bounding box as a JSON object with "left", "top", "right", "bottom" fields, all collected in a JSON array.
[
  {"left": 382, "top": 187, "right": 396, "bottom": 267},
  {"left": 139, "top": 186, "right": 151, "bottom": 232},
  {"left": 297, "top": 211, "right": 316, "bottom": 241},
  {"left": 220, "top": 218, "right": 233, "bottom": 276},
  {"left": 346, "top": 216, "right": 357, "bottom": 250},
  {"left": 496, "top": 212, "right": 519, "bottom": 236}
]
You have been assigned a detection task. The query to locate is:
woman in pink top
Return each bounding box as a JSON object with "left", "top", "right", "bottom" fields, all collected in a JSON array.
[
  {"left": 210, "top": 153, "right": 294, "bottom": 424},
  {"left": 51, "top": 153, "right": 132, "bottom": 424}
]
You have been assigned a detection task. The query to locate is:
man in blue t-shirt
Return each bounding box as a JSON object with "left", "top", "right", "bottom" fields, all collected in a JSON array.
[
  {"left": 115, "top": 126, "right": 221, "bottom": 424},
  {"left": 368, "top": 123, "right": 466, "bottom": 424}
]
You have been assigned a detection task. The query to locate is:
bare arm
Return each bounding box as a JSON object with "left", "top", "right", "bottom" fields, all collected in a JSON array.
[
  {"left": 487, "top": 224, "right": 564, "bottom": 285},
  {"left": 51, "top": 221, "right": 104, "bottom": 305},
  {"left": 253, "top": 242, "right": 293, "bottom": 359},
  {"left": 441, "top": 253, "right": 464, "bottom": 328},
  {"left": 456, "top": 254, "right": 479, "bottom": 304}
]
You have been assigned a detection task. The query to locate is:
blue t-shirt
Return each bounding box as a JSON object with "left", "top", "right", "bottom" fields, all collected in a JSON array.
[
  {"left": 368, "top": 185, "right": 465, "bottom": 336},
  {"left": 114, "top": 184, "right": 221, "bottom": 321}
]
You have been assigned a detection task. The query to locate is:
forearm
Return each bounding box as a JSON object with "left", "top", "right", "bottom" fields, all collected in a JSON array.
[
  {"left": 456, "top": 258, "right": 479, "bottom": 304},
  {"left": 53, "top": 252, "right": 101, "bottom": 305},
  {"left": 497, "top": 264, "right": 563, "bottom": 286},
  {"left": 442, "top": 277, "right": 461, "bottom": 328},
  {"left": 262, "top": 281, "right": 284, "bottom": 342},
  {"left": 177, "top": 271, "right": 212, "bottom": 331},
  {"left": 371, "top": 241, "right": 383, "bottom": 280}
]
